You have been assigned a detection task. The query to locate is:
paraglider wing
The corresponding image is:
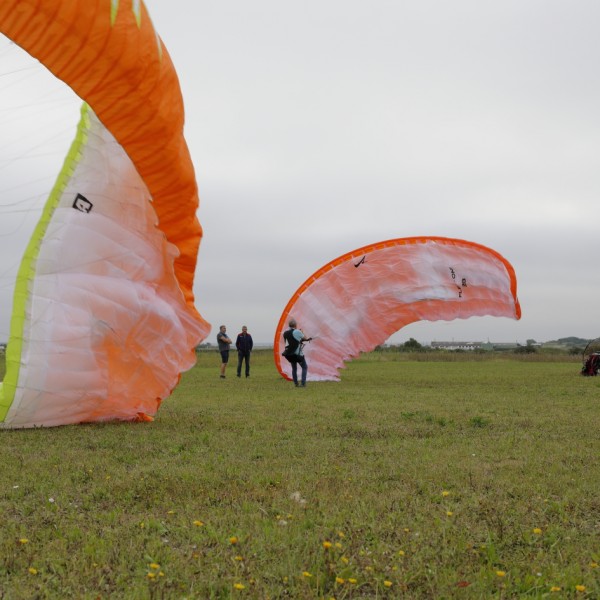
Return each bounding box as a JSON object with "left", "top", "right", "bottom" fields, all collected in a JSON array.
[
  {"left": 0, "top": 1, "right": 210, "bottom": 427},
  {"left": 274, "top": 237, "right": 521, "bottom": 381}
]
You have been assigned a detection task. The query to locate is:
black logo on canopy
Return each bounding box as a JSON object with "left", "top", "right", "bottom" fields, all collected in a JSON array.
[{"left": 73, "top": 193, "right": 93, "bottom": 213}]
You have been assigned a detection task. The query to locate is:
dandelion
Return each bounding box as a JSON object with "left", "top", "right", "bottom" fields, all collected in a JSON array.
[
  {"left": 302, "top": 571, "right": 312, "bottom": 578},
  {"left": 167, "top": 510, "right": 175, "bottom": 514},
  {"left": 446, "top": 511, "right": 453, "bottom": 517},
  {"left": 337, "top": 531, "right": 345, "bottom": 538},
  {"left": 348, "top": 578, "right": 358, "bottom": 584},
  {"left": 147, "top": 572, "right": 156, "bottom": 579},
  {"left": 590, "top": 562, "right": 599, "bottom": 568},
  {"left": 159, "top": 572, "right": 165, "bottom": 577},
  {"left": 335, "top": 542, "right": 343, "bottom": 549},
  {"left": 233, "top": 583, "right": 245, "bottom": 590},
  {"left": 496, "top": 570, "right": 506, "bottom": 577},
  {"left": 398, "top": 550, "right": 405, "bottom": 556},
  {"left": 550, "top": 587, "right": 561, "bottom": 592},
  {"left": 532, "top": 528, "right": 542, "bottom": 535},
  {"left": 193, "top": 520, "right": 204, "bottom": 527},
  {"left": 149, "top": 563, "right": 160, "bottom": 570},
  {"left": 442, "top": 490, "right": 450, "bottom": 497},
  {"left": 575, "top": 585, "right": 586, "bottom": 592},
  {"left": 341, "top": 556, "right": 349, "bottom": 564},
  {"left": 335, "top": 577, "right": 345, "bottom": 584},
  {"left": 234, "top": 555, "right": 244, "bottom": 561},
  {"left": 18, "top": 538, "right": 29, "bottom": 545},
  {"left": 28, "top": 567, "right": 38, "bottom": 575},
  {"left": 229, "top": 536, "right": 239, "bottom": 545},
  {"left": 323, "top": 541, "right": 332, "bottom": 549},
  {"left": 403, "top": 528, "right": 410, "bottom": 533},
  {"left": 384, "top": 580, "right": 393, "bottom": 587}
]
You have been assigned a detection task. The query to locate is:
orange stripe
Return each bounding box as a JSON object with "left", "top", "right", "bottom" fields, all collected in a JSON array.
[{"left": 0, "top": 0, "right": 201, "bottom": 313}]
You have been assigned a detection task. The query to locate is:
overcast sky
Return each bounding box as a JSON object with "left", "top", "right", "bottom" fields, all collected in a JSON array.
[{"left": 1, "top": 0, "right": 600, "bottom": 346}]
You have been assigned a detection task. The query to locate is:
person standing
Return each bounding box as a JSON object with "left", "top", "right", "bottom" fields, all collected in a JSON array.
[
  {"left": 216, "top": 325, "right": 232, "bottom": 378},
  {"left": 235, "top": 325, "right": 253, "bottom": 378},
  {"left": 283, "top": 318, "right": 312, "bottom": 387}
]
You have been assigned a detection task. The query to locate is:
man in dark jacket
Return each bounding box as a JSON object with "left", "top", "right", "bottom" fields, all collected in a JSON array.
[{"left": 235, "top": 326, "right": 253, "bottom": 378}]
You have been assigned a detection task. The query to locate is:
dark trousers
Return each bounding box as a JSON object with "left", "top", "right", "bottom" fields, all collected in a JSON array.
[
  {"left": 291, "top": 356, "right": 308, "bottom": 385},
  {"left": 237, "top": 352, "right": 251, "bottom": 377}
]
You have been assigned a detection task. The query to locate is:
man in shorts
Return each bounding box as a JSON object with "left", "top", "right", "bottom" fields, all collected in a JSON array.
[{"left": 217, "top": 325, "right": 232, "bottom": 378}]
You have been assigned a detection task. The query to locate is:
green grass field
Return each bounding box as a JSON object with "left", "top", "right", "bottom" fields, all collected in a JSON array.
[{"left": 1, "top": 350, "right": 599, "bottom": 598}]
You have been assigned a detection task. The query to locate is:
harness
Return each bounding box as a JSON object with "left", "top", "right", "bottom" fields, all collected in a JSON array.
[{"left": 283, "top": 329, "right": 300, "bottom": 354}]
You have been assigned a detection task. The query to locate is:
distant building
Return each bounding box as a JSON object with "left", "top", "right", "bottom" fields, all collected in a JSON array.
[{"left": 431, "top": 341, "right": 483, "bottom": 351}]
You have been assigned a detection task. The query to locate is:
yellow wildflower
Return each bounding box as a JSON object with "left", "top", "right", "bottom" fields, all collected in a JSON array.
[
  {"left": 28, "top": 567, "right": 37, "bottom": 575},
  {"left": 18, "top": 538, "right": 29, "bottom": 544},
  {"left": 338, "top": 531, "right": 345, "bottom": 538},
  {"left": 575, "top": 585, "right": 586, "bottom": 592},
  {"left": 149, "top": 563, "right": 160, "bottom": 570},
  {"left": 341, "top": 556, "right": 349, "bottom": 564},
  {"left": 167, "top": 510, "right": 175, "bottom": 514},
  {"left": 193, "top": 520, "right": 204, "bottom": 527},
  {"left": 550, "top": 587, "right": 561, "bottom": 592},
  {"left": 159, "top": 572, "right": 165, "bottom": 577},
  {"left": 384, "top": 580, "right": 393, "bottom": 588},
  {"left": 532, "top": 528, "right": 542, "bottom": 535},
  {"left": 302, "top": 571, "right": 312, "bottom": 578},
  {"left": 323, "top": 541, "right": 332, "bottom": 549},
  {"left": 446, "top": 511, "right": 453, "bottom": 517},
  {"left": 590, "top": 562, "right": 599, "bottom": 568},
  {"left": 147, "top": 572, "right": 156, "bottom": 579},
  {"left": 442, "top": 490, "right": 450, "bottom": 497},
  {"left": 234, "top": 583, "right": 245, "bottom": 590},
  {"left": 496, "top": 570, "right": 506, "bottom": 577},
  {"left": 229, "top": 536, "right": 239, "bottom": 545},
  {"left": 335, "top": 577, "right": 345, "bottom": 584},
  {"left": 335, "top": 542, "right": 343, "bottom": 549},
  {"left": 348, "top": 578, "right": 357, "bottom": 584},
  {"left": 235, "top": 555, "right": 243, "bottom": 561},
  {"left": 398, "top": 550, "right": 405, "bottom": 556}
]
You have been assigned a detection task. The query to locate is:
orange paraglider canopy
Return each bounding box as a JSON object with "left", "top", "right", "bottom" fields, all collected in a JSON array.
[{"left": 275, "top": 236, "right": 521, "bottom": 381}]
